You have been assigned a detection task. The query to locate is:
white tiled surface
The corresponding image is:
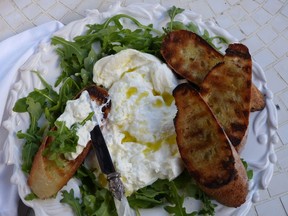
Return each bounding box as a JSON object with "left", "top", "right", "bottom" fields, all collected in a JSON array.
[{"left": 1, "top": 0, "right": 288, "bottom": 215}]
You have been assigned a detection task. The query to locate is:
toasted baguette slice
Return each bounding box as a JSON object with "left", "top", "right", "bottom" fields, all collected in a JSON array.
[
  {"left": 161, "top": 30, "right": 223, "bottom": 86},
  {"left": 28, "top": 137, "right": 91, "bottom": 199},
  {"left": 200, "top": 44, "right": 252, "bottom": 151},
  {"left": 161, "top": 30, "right": 265, "bottom": 111},
  {"left": 28, "top": 85, "right": 110, "bottom": 199},
  {"left": 173, "top": 83, "right": 248, "bottom": 207}
]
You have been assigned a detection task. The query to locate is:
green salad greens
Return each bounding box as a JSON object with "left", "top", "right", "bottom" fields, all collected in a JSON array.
[{"left": 13, "top": 6, "right": 239, "bottom": 216}]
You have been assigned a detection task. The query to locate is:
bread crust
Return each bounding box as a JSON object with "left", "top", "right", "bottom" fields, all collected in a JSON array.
[
  {"left": 199, "top": 145, "right": 248, "bottom": 207},
  {"left": 173, "top": 83, "right": 248, "bottom": 207},
  {"left": 251, "top": 84, "right": 265, "bottom": 112},
  {"left": 28, "top": 85, "right": 110, "bottom": 199}
]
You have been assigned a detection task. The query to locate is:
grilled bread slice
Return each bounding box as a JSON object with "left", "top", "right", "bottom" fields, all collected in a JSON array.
[
  {"left": 173, "top": 83, "right": 248, "bottom": 207},
  {"left": 28, "top": 85, "right": 111, "bottom": 199},
  {"left": 161, "top": 29, "right": 223, "bottom": 86},
  {"left": 161, "top": 30, "right": 265, "bottom": 111},
  {"left": 200, "top": 44, "right": 252, "bottom": 152}
]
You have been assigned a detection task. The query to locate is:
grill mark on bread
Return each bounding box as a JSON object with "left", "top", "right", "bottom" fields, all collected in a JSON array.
[
  {"left": 229, "top": 136, "right": 242, "bottom": 147},
  {"left": 231, "top": 122, "right": 247, "bottom": 133}
]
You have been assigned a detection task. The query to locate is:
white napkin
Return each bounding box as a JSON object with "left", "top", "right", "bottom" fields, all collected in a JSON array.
[{"left": 0, "top": 21, "right": 64, "bottom": 216}]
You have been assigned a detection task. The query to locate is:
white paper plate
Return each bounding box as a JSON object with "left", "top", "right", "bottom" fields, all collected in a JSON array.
[{"left": 1, "top": 2, "right": 278, "bottom": 216}]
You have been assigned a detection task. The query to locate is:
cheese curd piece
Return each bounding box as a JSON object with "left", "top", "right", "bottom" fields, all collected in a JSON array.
[
  {"left": 57, "top": 90, "right": 104, "bottom": 160},
  {"left": 93, "top": 49, "right": 184, "bottom": 194},
  {"left": 93, "top": 49, "right": 160, "bottom": 89}
]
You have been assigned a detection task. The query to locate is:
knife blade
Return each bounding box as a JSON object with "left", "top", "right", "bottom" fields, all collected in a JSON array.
[{"left": 90, "top": 125, "right": 115, "bottom": 175}]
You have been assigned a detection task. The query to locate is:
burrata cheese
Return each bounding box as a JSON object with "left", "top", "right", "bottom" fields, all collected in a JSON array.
[{"left": 93, "top": 49, "right": 184, "bottom": 194}]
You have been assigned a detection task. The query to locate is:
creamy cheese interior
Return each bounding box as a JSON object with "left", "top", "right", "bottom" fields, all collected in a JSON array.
[{"left": 93, "top": 49, "right": 184, "bottom": 194}]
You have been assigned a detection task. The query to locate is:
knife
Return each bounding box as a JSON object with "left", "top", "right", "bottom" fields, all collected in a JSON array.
[
  {"left": 90, "top": 125, "right": 124, "bottom": 200},
  {"left": 89, "top": 109, "right": 135, "bottom": 216}
]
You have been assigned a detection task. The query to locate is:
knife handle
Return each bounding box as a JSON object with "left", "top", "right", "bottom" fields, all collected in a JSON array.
[{"left": 107, "top": 172, "right": 125, "bottom": 201}]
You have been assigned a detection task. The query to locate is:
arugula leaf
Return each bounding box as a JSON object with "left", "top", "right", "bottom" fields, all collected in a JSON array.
[
  {"left": 20, "top": 138, "right": 40, "bottom": 173},
  {"left": 16, "top": 97, "right": 43, "bottom": 173},
  {"left": 77, "top": 167, "right": 117, "bottom": 216},
  {"left": 61, "top": 190, "right": 83, "bottom": 216},
  {"left": 52, "top": 36, "right": 87, "bottom": 63},
  {"left": 128, "top": 179, "right": 169, "bottom": 209},
  {"left": 61, "top": 166, "right": 117, "bottom": 216},
  {"left": 242, "top": 159, "right": 254, "bottom": 180},
  {"left": 170, "top": 171, "right": 216, "bottom": 216},
  {"left": 164, "top": 180, "right": 195, "bottom": 216},
  {"left": 128, "top": 170, "right": 216, "bottom": 216},
  {"left": 175, "top": 171, "right": 217, "bottom": 216},
  {"left": 163, "top": 6, "right": 229, "bottom": 50},
  {"left": 51, "top": 36, "right": 87, "bottom": 86},
  {"left": 13, "top": 97, "right": 28, "bottom": 112},
  {"left": 13, "top": 89, "right": 51, "bottom": 113},
  {"left": 42, "top": 121, "right": 79, "bottom": 166},
  {"left": 27, "top": 98, "right": 42, "bottom": 131},
  {"left": 79, "top": 111, "right": 94, "bottom": 126},
  {"left": 166, "top": 6, "right": 185, "bottom": 32},
  {"left": 83, "top": 189, "right": 116, "bottom": 216},
  {"left": 195, "top": 190, "right": 217, "bottom": 216},
  {"left": 45, "top": 77, "right": 81, "bottom": 124},
  {"left": 24, "top": 192, "right": 38, "bottom": 201},
  {"left": 101, "top": 14, "right": 161, "bottom": 34},
  {"left": 13, "top": 71, "right": 60, "bottom": 119}
]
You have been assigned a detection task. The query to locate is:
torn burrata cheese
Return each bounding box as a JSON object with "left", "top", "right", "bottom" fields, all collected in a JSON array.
[{"left": 93, "top": 49, "right": 184, "bottom": 195}]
